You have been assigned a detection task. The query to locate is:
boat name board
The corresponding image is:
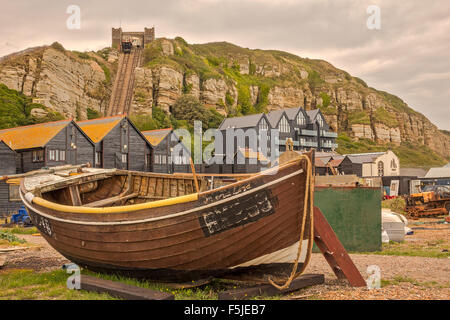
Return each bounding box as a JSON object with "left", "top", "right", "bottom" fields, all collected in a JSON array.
[{"left": 198, "top": 186, "right": 278, "bottom": 237}]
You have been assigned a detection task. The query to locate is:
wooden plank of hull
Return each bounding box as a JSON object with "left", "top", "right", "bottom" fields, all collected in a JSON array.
[
  {"left": 40, "top": 183, "right": 304, "bottom": 251},
  {"left": 29, "top": 180, "right": 308, "bottom": 270},
  {"left": 23, "top": 159, "right": 312, "bottom": 281},
  {"left": 27, "top": 172, "right": 302, "bottom": 255},
  {"left": 37, "top": 195, "right": 304, "bottom": 270},
  {"left": 30, "top": 185, "right": 305, "bottom": 270}
]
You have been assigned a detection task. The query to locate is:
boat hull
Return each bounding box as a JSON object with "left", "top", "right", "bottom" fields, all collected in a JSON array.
[{"left": 21, "top": 160, "right": 312, "bottom": 282}]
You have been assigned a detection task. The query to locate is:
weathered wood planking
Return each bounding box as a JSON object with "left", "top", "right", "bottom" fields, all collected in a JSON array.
[
  {"left": 80, "top": 275, "right": 174, "bottom": 300},
  {"left": 218, "top": 274, "right": 324, "bottom": 300}
]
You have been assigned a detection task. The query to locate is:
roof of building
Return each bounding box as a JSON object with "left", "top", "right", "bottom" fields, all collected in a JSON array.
[
  {"left": 142, "top": 128, "right": 173, "bottom": 147},
  {"left": 236, "top": 147, "right": 268, "bottom": 162},
  {"left": 315, "top": 158, "right": 327, "bottom": 167},
  {"left": 77, "top": 115, "right": 124, "bottom": 143},
  {"left": 315, "top": 157, "right": 344, "bottom": 168},
  {"left": 284, "top": 107, "right": 303, "bottom": 120},
  {"left": 329, "top": 158, "right": 344, "bottom": 167},
  {"left": 266, "top": 110, "right": 286, "bottom": 128},
  {"left": 425, "top": 167, "right": 450, "bottom": 179},
  {"left": 316, "top": 156, "right": 332, "bottom": 165},
  {"left": 219, "top": 113, "right": 265, "bottom": 130},
  {"left": 399, "top": 168, "right": 427, "bottom": 178},
  {"left": 315, "top": 151, "right": 341, "bottom": 158},
  {"left": 0, "top": 119, "right": 72, "bottom": 150},
  {"left": 344, "top": 151, "right": 388, "bottom": 164},
  {"left": 306, "top": 109, "right": 320, "bottom": 121}
]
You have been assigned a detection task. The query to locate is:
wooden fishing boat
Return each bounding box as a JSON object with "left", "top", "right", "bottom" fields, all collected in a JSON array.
[{"left": 18, "top": 152, "right": 314, "bottom": 283}]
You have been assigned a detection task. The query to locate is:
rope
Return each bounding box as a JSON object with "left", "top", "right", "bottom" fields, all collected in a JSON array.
[{"left": 268, "top": 154, "right": 314, "bottom": 290}]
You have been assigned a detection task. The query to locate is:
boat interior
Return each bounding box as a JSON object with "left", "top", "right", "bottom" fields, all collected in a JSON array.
[{"left": 36, "top": 171, "right": 252, "bottom": 208}]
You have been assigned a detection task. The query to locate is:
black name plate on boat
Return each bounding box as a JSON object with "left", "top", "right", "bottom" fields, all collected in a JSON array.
[{"left": 198, "top": 188, "right": 278, "bottom": 237}]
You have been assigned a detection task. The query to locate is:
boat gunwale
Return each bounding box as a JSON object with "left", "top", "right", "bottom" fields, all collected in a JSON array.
[{"left": 21, "top": 160, "right": 303, "bottom": 215}]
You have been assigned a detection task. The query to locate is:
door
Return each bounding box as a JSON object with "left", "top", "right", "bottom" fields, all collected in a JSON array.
[{"left": 390, "top": 180, "right": 399, "bottom": 196}]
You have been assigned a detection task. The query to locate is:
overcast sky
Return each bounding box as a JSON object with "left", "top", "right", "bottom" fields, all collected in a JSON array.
[{"left": 1, "top": 0, "right": 449, "bottom": 129}]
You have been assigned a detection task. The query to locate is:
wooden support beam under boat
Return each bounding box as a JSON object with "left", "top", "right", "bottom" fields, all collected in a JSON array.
[
  {"left": 313, "top": 207, "right": 366, "bottom": 287},
  {"left": 80, "top": 275, "right": 174, "bottom": 300},
  {"left": 218, "top": 274, "right": 324, "bottom": 300}
]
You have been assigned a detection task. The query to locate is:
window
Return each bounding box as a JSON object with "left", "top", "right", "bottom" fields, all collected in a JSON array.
[
  {"left": 48, "top": 150, "right": 65, "bottom": 162},
  {"left": 259, "top": 119, "right": 268, "bottom": 131},
  {"left": 378, "top": 161, "right": 384, "bottom": 176},
  {"left": 121, "top": 154, "right": 128, "bottom": 164},
  {"left": 32, "top": 150, "right": 44, "bottom": 162},
  {"left": 296, "top": 112, "right": 306, "bottom": 126},
  {"left": 9, "top": 185, "right": 20, "bottom": 201},
  {"left": 317, "top": 115, "right": 324, "bottom": 127},
  {"left": 49, "top": 150, "right": 55, "bottom": 161},
  {"left": 162, "top": 155, "right": 167, "bottom": 164},
  {"left": 279, "top": 116, "right": 290, "bottom": 133},
  {"left": 174, "top": 155, "right": 189, "bottom": 165},
  {"left": 391, "top": 159, "right": 397, "bottom": 169}
]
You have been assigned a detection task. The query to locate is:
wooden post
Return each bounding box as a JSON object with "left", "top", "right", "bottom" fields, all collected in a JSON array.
[
  {"left": 68, "top": 185, "right": 82, "bottom": 206},
  {"left": 189, "top": 158, "right": 199, "bottom": 193},
  {"left": 313, "top": 206, "right": 367, "bottom": 287}
]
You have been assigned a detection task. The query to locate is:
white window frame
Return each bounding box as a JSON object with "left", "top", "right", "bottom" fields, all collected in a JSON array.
[
  {"left": 279, "top": 116, "right": 290, "bottom": 133},
  {"left": 49, "top": 150, "right": 55, "bottom": 161},
  {"left": 296, "top": 112, "right": 306, "bottom": 126},
  {"left": 317, "top": 115, "right": 324, "bottom": 127},
  {"left": 259, "top": 119, "right": 268, "bottom": 131}
]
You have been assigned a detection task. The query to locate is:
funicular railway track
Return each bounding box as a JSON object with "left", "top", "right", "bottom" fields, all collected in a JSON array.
[{"left": 107, "top": 48, "right": 142, "bottom": 116}]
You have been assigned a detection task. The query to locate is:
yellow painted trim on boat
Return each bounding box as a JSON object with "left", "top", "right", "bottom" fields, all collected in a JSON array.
[{"left": 31, "top": 193, "right": 199, "bottom": 214}]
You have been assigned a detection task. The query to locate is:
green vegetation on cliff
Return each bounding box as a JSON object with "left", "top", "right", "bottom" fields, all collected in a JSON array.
[
  {"left": 337, "top": 133, "right": 447, "bottom": 168},
  {"left": 0, "top": 84, "right": 64, "bottom": 130},
  {"left": 143, "top": 39, "right": 294, "bottom": 116}
]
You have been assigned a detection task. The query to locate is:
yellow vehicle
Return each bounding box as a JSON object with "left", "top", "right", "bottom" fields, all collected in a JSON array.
[{"left": 405, "top": 185, "right": 450, "bottom": 218}]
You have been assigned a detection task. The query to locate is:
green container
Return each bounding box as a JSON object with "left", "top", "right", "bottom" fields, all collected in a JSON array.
[{"left": 314, "top": 187, "right": 382, "bottom": 252}]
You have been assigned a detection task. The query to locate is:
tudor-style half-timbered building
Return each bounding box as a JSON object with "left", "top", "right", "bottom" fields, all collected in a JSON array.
[
  {"left": 284, "top": 107, "right": 318, "bottom": 151},
  {"left": 142, "top": 128, "right": 191, "bottom": 174},
  {"left": 77, "top": 115, "right": 152, "bottom": 172},
  {"left": 305, "top": 109, "right": 338, "bottom": 152},
  {"left": 0, "top": 119, "right": 95, "bottom": 174},
  {"left": 216, "top": 113, "right": 272, "bottom": 169},
  {"left": 266, "top": 110, "right": 292, "bottom": 153}
]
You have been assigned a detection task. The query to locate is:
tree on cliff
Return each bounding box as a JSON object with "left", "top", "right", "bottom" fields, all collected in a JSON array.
[{"left": 171, "top": 94, "right": 224, "bottom": 130}]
